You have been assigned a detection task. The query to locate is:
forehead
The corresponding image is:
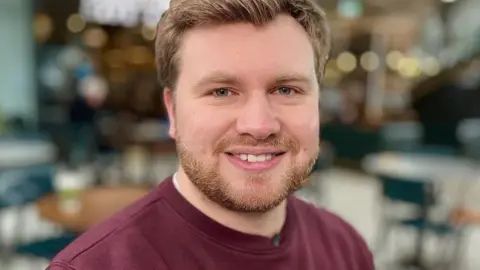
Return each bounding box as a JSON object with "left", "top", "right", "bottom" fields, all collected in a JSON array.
[{"left": 176, "top": 14, "right": 316, "bottom": 88}]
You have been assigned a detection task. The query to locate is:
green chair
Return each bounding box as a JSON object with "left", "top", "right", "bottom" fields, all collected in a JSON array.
[
  {"left": 0, "top": 133, "right": 76, "bottom": 263},
  {"left": 16, "top": 233, "right": 77, "bottom": 260},
  {"left": 375, "top": 123, "right": 459, "bottom": 266},
  {"left": 442, "top": 118, "right": 480, "bottom": 269}
]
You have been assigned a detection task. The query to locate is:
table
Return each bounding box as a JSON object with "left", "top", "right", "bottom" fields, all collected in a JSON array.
[
  {"left": 363, "top": 152, "right": 478, "bottom": 182},
  {"left": 363, "top": 152, "right": 479, "bottom": 269},
  {"left": 0, "top": 139, "right": 56, "bottom": 169},
  {"left": 36, "top": 187, "right": 149, "bottom": 232}
]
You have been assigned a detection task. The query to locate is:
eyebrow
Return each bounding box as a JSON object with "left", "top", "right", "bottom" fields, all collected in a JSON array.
[
  {"left": 274, "top": 73, "right": 312, "bottom": 86},
  {"left": 193, "top": 71, "right": 242, "bottom": 89},
  {"left": 194, "top": 71, "right": 313, "bottom": 89}
]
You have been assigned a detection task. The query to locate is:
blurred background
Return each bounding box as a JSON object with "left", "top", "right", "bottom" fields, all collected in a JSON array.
[{"left": 0, "top": 0, "right": 479, "bottom": 269}]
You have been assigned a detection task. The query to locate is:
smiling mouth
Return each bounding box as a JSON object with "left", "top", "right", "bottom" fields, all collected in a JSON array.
[{"left": 225, "top": 152, "right": 286, "bottom": 163}]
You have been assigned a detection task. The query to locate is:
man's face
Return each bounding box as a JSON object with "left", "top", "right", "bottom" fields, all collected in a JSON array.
[{"left": 164, "top": 14, "right": 320, "bottom": 213}]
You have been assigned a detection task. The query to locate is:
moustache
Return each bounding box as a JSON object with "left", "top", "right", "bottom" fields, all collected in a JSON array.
[{"left": 214, "top": 135, "right": 299, "bottom": 154}]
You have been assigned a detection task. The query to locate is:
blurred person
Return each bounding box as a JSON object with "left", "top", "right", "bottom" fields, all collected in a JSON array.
[
  {"left": 49, "top": 0, "right": 374, "bottom": 269},
  {"left": 78, "top": 74, "right": 108, "bottom": 109},
  {"left": 68, "top": 72, "right": 108, "bottom": 165}
]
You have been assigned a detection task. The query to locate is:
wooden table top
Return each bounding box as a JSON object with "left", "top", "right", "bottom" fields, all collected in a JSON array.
[{"left": 36, "top": 186, "right": 150, "bottom": 232}]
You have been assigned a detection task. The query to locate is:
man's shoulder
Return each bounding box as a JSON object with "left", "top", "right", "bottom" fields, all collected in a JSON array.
[
  {"left": 48, "top": 181, "right": 173, "bottom": 270},
  {"left": 291, "top": 196, "right": 375, "bottom": 269}
]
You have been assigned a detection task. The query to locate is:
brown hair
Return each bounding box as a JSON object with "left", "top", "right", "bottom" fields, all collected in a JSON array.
[{"left": 155, "top": 0, "right": 331, "bottom": 90}]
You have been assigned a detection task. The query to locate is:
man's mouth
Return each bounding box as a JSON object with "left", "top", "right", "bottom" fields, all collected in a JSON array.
[
  {"left": 225, "top": 152, "right": 286, "bottom": 163},
  {"left": 224, "top": 149, "right": 287, "bottom": 172}
]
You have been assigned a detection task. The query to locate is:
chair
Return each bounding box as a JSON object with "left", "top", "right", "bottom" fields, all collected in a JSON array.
[
  {"left": 15, "top": 233, "right": 77, "bottom": 260},
  {"left": 0, "top": 133, "right": 76, "bottom": 262},
  {"left": 0, "top": 163, "right": 57, "bottom": 264},
  {"left": 0, "top": 163, "right": 78, "bottom": 263},
  {"left": 375, "top": 175, "right": 459, "bottom": 267},
  {"left": 437, "top": 119, "right": 480, "bottom": 269},
  {"left": 375, "top": 123, "right": 458, "bottom": 263},
  {"left": 0, "top": 164, "right": 55, "bottom": 208}
]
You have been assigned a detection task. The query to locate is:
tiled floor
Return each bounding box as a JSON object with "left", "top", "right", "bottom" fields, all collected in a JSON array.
[{"left": 2, "top": 167, "right": 480, "bottom": 269}]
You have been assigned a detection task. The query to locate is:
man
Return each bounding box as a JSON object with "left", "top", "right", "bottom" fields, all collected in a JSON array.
[{"left": 48, "top": 0, "right": 375, "bottom": 269}]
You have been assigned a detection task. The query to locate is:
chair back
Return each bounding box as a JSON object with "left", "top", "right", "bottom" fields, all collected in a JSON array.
[
  {"left": 380, "top": 144, "right": 456, "bottom": 207},
  {"left": 16, "top": 233, "right": 77, "bottom": 260},
  {"left": 381, "top": 176, "right": 435, "bottom": 207},
  {"left": 0, "top": 164, "right": 55, "bottom": 208}
]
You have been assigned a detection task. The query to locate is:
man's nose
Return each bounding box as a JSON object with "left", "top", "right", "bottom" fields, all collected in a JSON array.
[{"left": 235, "top": 95, "right": 281, "bottom": 140}]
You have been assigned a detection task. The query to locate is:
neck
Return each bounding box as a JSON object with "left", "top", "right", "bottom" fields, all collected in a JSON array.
[{"left": 174, "top": 169, "right": 287, "bottom": 238}]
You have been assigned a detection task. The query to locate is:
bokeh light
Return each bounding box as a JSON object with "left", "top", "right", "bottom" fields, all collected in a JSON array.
[
  {"left": 82, "top": 27, "right": 109, "bottom": 48},
  {"left": 386, "top": 51, "right": 404, "bottom": 70},
  {"left": 33, "top": 13, "right": 54, "bottom": 43},
  {"left": 360, "top": 51, "right": 380, "bottom": 72},
  {"left": 67, "top": 14, "right": 86, "bottom": 33},
  {"left": 336, "top": 52, "right": 357, "bottom": 73}
]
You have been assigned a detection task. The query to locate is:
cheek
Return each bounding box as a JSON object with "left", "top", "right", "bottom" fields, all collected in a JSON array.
[
  {"left": 296, "top": 123, "right": 319, "bottom": 152},
  {"left": 280, "top": 106, "right": 319, "bottom": 153},
  {"left": 282, "top": 105, "right": 319, "bottom": 135},
  {"left": 175, "top": 105, "right": 227, "bottom": 154}
]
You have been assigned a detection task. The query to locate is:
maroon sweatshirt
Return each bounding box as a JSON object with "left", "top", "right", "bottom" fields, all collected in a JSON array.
[{"left": 48, "top": 177, "right": 374, "bottom": 270}]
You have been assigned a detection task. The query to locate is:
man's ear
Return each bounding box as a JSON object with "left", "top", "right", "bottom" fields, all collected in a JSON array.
[{"left": 163, "top": 88, "right": 176, "bottom": 139}]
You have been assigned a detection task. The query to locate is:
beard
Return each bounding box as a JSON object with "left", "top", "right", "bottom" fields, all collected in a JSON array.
[{"left": 176, "top": 134, "right": 318, "bottom": 213}]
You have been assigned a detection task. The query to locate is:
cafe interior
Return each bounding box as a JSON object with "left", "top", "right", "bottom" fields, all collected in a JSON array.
[{"left": 0, "top": 0, "right": 479, "bottom": 269}]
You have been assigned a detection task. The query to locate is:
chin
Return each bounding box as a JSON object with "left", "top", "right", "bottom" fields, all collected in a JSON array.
[
  {"left": 225, "top": 175, "right": 288, "bottom": 200},
  {"left": 225, "top": 171, "right": 279, "bottom": 188},
  {"left": 225, "top": 186, "right": 288, "bottom": 213}
]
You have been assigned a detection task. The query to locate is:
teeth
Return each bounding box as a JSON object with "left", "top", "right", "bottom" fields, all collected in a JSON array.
[
  {"left": 256, "top": 155, "right": 266, "bottom": 162},
  {"left": 237, "top": 154, "right": 274, "bottom": 163}
]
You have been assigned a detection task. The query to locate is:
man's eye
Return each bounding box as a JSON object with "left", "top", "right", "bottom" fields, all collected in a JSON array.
[
  {"left": 273, "top": 87, "right": 296, "bottom": 96},
  {"left": 212, "top": 88, "right": 232, "bottom": 97}
]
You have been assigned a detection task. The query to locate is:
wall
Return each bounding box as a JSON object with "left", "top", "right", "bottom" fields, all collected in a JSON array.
[{"left": 0, "top": 0, "right": 36, "bottom": 122}]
